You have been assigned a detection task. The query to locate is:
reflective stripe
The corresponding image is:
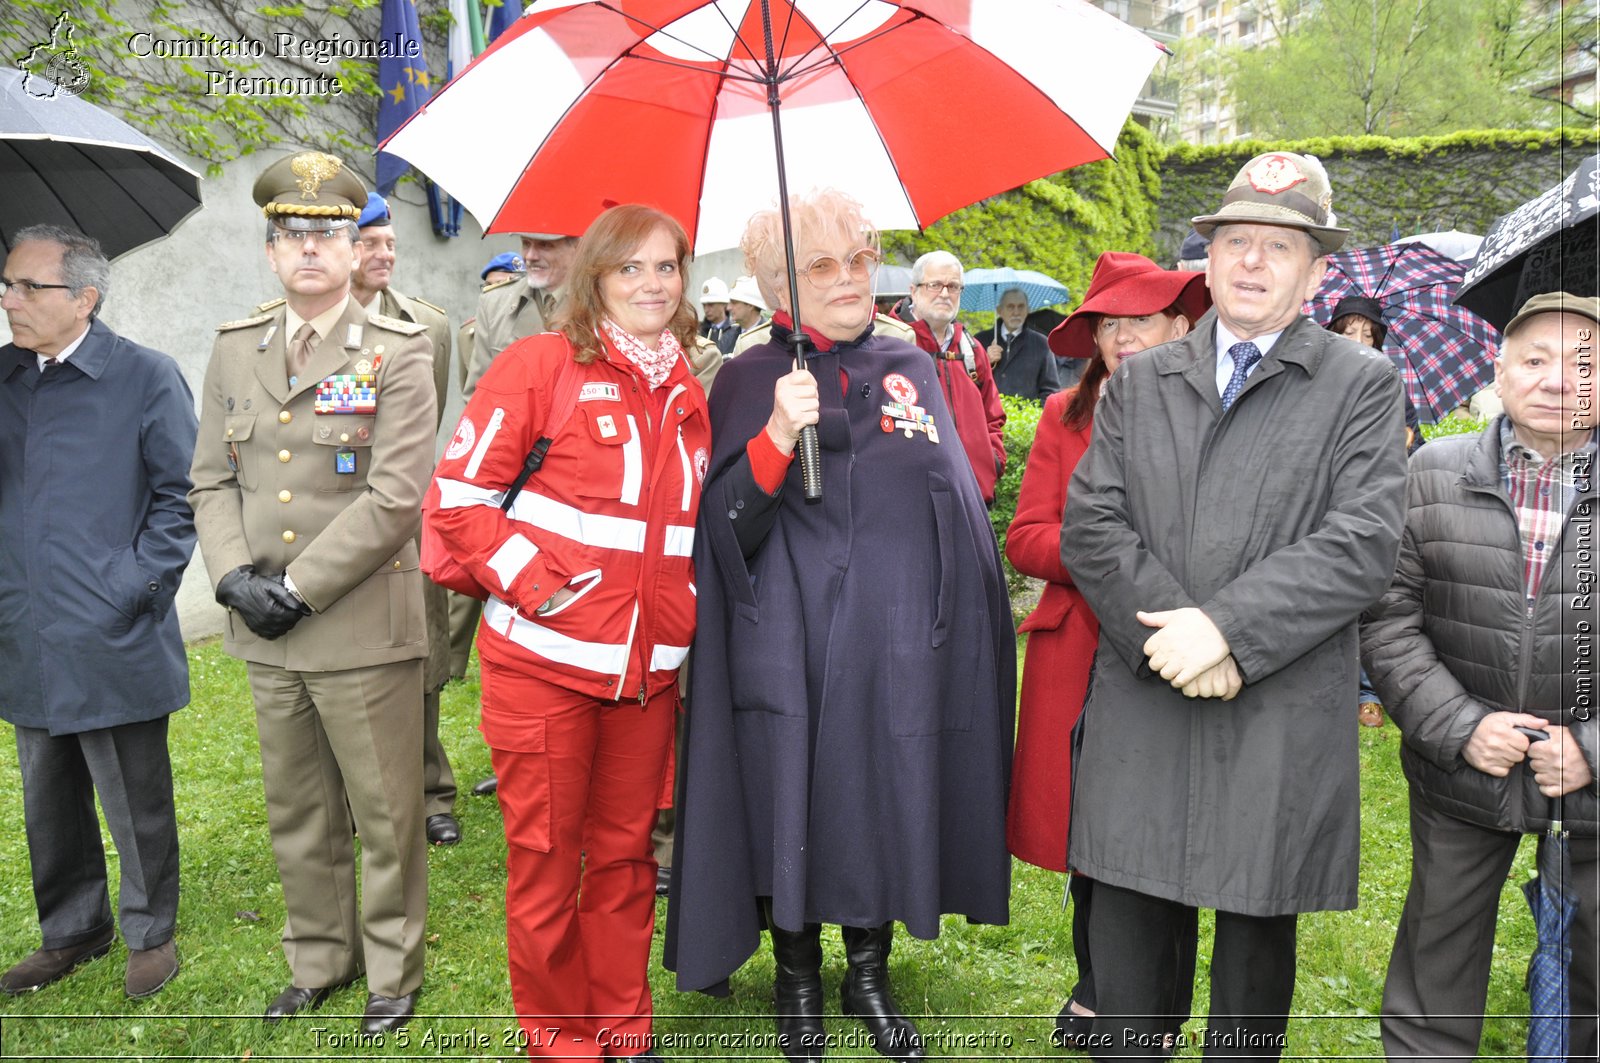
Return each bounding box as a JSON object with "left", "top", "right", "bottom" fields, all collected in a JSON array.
[
  {"left": 676, "top": 427, "right": 692, "bottom": 512},
  {"left": 618, "top": 601, "right": 640, "bottom": 690},
  {"left": 436, "top": 477, "right": 506, "bottom": 510},
  {"left": 620, "top": 415, "right": 642, "bottom": 506},
  {"left": 465, "top": 407, "right": 505, "bottom": 479},
  {"left": 486, "top": 533, "right": 538, "bottom": 591},
  {"left": 483, "top": 596, "right": 630, "bottom": 675},
  {"left": 662, "top": 524, "right": 695, "bottom": 557},
  {"left": 507, "top": 491, "right": 648, "bottom": 552},
  {"left": 650, "top": 643, "right": 690, "bottom": 671}
]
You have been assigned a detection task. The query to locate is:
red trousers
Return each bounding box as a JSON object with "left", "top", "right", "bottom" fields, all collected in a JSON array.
[{"left": 482, "top": 660, "right": 675, "bottom": 1061}]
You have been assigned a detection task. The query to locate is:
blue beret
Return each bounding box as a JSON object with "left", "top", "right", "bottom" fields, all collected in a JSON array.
[
  {"left": 357, "top": 192, "right": 391, "bottom": 228},
  {"left": 1179, "top": 228, "right": 1209, "bottom": 261},
  {"left": 482, "top": 252, "right": 525, "bottom": 280}
]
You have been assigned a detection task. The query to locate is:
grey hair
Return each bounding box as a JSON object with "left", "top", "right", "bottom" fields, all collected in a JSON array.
[
  {"left": 910, "top": 250, "right": 963, "bottom": 286},
  {"left": 13, "top": 223, "right": 109, "bottom": 314},
  {"left": 997, "top": 286, "right": 1029, "bottom": 308}
]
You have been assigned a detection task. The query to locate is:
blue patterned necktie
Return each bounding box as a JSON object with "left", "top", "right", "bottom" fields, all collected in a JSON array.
[{"left": 1221, "top": 341, "right": 1262, "bottom": 411}]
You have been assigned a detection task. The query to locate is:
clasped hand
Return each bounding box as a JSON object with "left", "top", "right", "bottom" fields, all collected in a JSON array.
[
  {"left": 1138, "top": 607, "right": 1240, "bottom": 700},
  {"left": 765, "top": 369, "right": 819, "bottom": 456},
  {"left": 216, "top": 565, "right": 311, "bottom": 640}
]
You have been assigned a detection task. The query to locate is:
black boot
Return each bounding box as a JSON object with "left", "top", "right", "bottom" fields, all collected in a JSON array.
[
  {"left": 766, "top": 904, "right": 825, "bottom": 1062},
  {"left": 840, "top": 923, "right": 924, "bottom": 1061}
]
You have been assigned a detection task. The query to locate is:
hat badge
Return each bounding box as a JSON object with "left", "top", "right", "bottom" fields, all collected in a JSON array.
[
  {"left": 1246, "top": 154, "right": 1307, "bottom": 196},
  {"left": 290, "top": 152, "right": 344, "bottom": 200}
]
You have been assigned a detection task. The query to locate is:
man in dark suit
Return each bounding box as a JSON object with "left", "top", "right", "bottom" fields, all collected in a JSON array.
[
  {"left": 0, "top": 224, "right": 197, "bottom": 1000},
  {"left": 189, "top": 152, "right": 436, "bottom": 1033},
  {"left": 976, "top": 287, "right": 1063, "bottom": 398}
]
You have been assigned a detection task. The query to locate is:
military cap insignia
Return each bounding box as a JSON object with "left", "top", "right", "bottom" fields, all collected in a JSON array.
[{"left": 290, "top": 152, "right": 344, "bottom": 200}]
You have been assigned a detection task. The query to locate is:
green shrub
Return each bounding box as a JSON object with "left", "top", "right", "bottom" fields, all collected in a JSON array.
[
  {"left": 1422, "top": 416, "right": 1490, "bottom": 440},
  {"left": 993, "top": 393, "right": 1045, "bottom": 598}
]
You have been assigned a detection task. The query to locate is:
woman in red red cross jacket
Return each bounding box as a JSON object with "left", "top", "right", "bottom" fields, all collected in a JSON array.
[{"left": 427, "top": 204, "right": 710, "bottom": 1063}]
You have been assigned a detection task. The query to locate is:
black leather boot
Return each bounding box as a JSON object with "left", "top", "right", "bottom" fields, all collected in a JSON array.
[
  {"left": 766, "top": 903, "right": 826, "bottom": 1061},
  {"left": 840, "top": 923, "right": 924, "bottom": 1061}
]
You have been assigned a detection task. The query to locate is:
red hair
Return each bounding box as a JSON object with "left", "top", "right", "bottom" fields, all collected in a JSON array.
[{"left": 552, "top": 204, "right": 699, "bottom": 364}]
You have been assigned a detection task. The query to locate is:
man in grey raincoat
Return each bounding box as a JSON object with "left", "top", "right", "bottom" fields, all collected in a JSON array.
[{"left": 1062, "top": 152, "right": 1408, "bottom": 1059}]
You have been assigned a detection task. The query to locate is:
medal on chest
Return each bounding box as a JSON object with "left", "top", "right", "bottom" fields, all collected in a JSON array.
[{"left": 878, "top": 373, "right": 939, "bottom": 444}]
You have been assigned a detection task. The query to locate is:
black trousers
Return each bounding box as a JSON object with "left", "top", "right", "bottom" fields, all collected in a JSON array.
[
  {"left": 15, "top": 717, "right": 180, "bottom": 952},
  {"left": 1087, "top": 880, "right": 1297, "bottom": 1061},
  {"left": 1070, "top": 873, "right": 1198, "bottom": 1029}
]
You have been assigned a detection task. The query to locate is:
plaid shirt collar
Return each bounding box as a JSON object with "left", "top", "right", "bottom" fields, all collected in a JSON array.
[{"left": 1498, "top": 419, "right": 1596, "bottom": 606}]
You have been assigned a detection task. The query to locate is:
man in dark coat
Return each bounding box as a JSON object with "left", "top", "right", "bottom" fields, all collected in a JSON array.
[
  {"left": 0, "top": 224, "right": 197, "bottom": 1000},
  {"left": 976, "top": 287, "right": 1062, "bottom": 398},
  {"left": 1061, "top": 152, "right": 1408, "bottom": 1059},
  {"left": 664, "top": 224, "right": 1015, "bottom": 1057},
  {"left": 1362, "top": 292, "right": 1597, "bottom": 1060}
]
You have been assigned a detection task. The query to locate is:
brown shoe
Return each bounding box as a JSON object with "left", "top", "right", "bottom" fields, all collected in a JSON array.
[
  {"left": 126, "top": 940, "right": 178, "bottom": 998},
  {"left": 1, "top": 930, "right": 115, "bottom": 994},
  {"left": 1358, "top": 700, "right": 1385, "bottom": 728}
]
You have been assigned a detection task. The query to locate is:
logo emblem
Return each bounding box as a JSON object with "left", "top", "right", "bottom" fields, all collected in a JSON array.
[
  {"left": 1245, "top": 154, "right": 1307, "bottom": 195},
  {"left": 445, "top": 417, "right": 475, "bottom": 460},
  {"left": 20, "top": 13, "right": 90, "bottom": 98},
  {"left": 579, "top": 382, "right": 621, "bottom": 402},
  {"left": 290, "top": 152, "right": 344, "bottom": 200},
  {"left": 693, "top": 446, "right": 709, "bottom": 484},
  {"left": 882, "top": 372, "right": 918, "bottom": 405}
]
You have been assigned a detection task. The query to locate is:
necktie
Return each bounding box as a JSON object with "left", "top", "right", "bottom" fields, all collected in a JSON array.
[
  {"left": 1221, "top": 341, "right": 1262, "bottom": 412},
  {"left": 287, "top": 323, "right": 315, "bottom": 380},
  {"left": 40, "top": 358, "right": 58, "bottom": 372}
]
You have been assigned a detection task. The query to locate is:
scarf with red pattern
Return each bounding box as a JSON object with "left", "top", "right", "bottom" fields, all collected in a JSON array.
[{"left": 601, "top": 318, "right": 683, "bottom": 390}]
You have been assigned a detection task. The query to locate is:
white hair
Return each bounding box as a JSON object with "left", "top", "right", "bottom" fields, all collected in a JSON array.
[{"left": 910, "top": 250, "right": 963, "bottom": 285}]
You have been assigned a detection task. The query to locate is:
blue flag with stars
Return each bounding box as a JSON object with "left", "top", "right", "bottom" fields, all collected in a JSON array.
[{"left": 376, "top": 0, "right": 432, "bottom": 196}]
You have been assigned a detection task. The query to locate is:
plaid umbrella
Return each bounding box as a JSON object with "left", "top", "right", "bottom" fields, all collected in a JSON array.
[
  {"left": 1525, "top": 793, "right": 1577, "bottom": 1063},
  {"left": 1304, "top": 241, "right": 1501, "bottom": 421}
]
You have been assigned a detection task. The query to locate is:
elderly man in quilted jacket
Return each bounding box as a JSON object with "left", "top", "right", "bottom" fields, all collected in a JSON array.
[{"left": 1362, "top": 291, "right": 1598, "bottom": 1061}]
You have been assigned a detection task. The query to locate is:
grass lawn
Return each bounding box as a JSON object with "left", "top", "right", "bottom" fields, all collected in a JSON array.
[{"left": 0, "top": 637, "right": 1546, "bottom": 1060}]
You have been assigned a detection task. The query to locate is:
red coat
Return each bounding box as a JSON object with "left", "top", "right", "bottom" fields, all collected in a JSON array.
[
  {"left": 430, "top": 333, "right": 710, "bottom": 702},
  {"left": 1003, "top": 388, "right": 1099, "bottom": 872},
  {"left": 909, "top": 318, "right": 1006, "bottom": 502}
]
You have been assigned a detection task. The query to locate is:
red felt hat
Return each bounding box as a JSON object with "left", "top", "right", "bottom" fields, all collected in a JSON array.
[{"left": 1048, "top": 252, "right": 1213, "bottom": 360}]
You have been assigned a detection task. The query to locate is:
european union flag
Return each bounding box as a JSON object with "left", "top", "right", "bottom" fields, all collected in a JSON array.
[
  {"left": 376, "top": 0, "right": 432, "bottom": 196},
  {"left": 488, "top": 0, "right": 521, "bottom": 44}
]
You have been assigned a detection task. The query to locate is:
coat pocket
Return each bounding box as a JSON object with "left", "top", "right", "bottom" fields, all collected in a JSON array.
[
  {"left": 575, "top": 406, "right": 643, "bottom": 506},
  {"left": 223, "top": 414, "right": 258, "bottom": 490},
  {"left": 310, "top": 415, "right": 377, "bottom": 493},
  {"left": 356, "top": 549, "right": 426, "bottom": 649}
]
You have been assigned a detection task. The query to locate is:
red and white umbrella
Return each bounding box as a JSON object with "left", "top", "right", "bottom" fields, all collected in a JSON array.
[{"left": 383, "top": 0, "right": 1167, "bottom": 251}]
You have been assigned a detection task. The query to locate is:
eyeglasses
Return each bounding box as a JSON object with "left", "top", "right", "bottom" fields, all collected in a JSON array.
[
  {"left": 271, "top": 225, "right": 350, "bottom": 244},
  {"left": 0, "top": 278, "right": 73, "bottom": 300},
  {"left": 915, "top": 279, "right": 964, "bottom": 296},
  {"left": 797, "top": 248, "right": 880, "bottom": 289}
]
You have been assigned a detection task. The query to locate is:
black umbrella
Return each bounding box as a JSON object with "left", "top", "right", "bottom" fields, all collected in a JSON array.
[
  {"left": 1455, "top": 154, "right": 1599, "bottom": 332},
  {"left": 0, "top": 67, "right": 203, "bottom": 260},
  {"left": 1524, "top": 788, "right": 1578, "bottom": 1062}
]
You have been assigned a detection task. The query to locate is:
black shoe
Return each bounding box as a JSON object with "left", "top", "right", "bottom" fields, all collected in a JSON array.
[
  {"left": 768, "top": 904, "right": 826, "bottom": 1062},
  {"left": 426, "top": 813, "right": 461, "bottom": 845},
  {"left": 471, "top": 775, "right": 499, "bottom": 796},
  {"left": 265, "top": 982, "right": 344, "bottom": 1022},
  {"left": 362, "top": 990, "right": 417, "bottom": 1034},
  {"left": 840, "top": 923, "right": 924, "bottom": 1061},
  {"left": 656, "top": 866, "right": 671, "bottom": 897},
  {"left": 1052, "top": 1001, "right": 1094, "bottom": 1050}
]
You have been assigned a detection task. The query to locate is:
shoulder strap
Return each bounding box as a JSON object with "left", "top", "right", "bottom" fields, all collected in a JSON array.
[{"left": 499, "top": 352, "right": 586, "bottom": 512}]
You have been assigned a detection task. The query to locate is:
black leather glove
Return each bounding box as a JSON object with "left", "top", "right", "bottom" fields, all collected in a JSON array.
[{"left": 215, "top": 565, "right": 305, "bottom": 640}]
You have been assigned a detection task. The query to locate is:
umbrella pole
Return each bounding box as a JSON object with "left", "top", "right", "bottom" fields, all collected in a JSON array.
[{"left": 761, "top": 0, "right": 823, "bottom": 502}]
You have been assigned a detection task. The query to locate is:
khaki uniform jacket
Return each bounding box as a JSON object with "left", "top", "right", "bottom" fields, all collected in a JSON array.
[
  {"left": 190, "top": 298, "right": 437, "bottom": 670},
  {"left": 465, "top": 277, "right": 552, "bottom": 396},
  {"left": 378, "top": 287, "right": 451, "bottom": 425}
]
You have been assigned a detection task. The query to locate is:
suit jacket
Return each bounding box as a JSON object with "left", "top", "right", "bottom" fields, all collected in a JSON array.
[
  {"left": 975, "top": 325, "right": 1061, "bottom": 401},
  {"left": 466, "top": 277, "right": 551, "bottom": 396},
  {"left": 190, "top": 297, "right": 437, "bottom": 670},
  {"left": 0, "top": 319, "right": 198, "bottom": 733}
]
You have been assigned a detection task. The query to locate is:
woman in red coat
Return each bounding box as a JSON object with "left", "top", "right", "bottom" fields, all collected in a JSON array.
[
  {"left": 429, "top": 204, "right": 710, "bottom": 1062},
  {"left": 1005, "top": 252, "right": 1209, "bottom": 1050}
]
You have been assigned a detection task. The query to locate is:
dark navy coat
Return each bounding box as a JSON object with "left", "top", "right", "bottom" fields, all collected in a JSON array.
[
  {"left": 664, "top": 324, "right": 1015, "bottom": 994},
  {"left": 0, "top": 319, "right": 197, "bottom": 734}
]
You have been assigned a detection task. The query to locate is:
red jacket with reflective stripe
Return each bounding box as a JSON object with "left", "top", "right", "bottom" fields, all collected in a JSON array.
[{"left": 429, "top": 332, "right": 711, "bottom": 701}]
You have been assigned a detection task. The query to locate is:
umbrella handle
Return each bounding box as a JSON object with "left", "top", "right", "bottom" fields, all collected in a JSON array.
[{"left": 798, "top": 424, "right": 822, "bottom": 501}]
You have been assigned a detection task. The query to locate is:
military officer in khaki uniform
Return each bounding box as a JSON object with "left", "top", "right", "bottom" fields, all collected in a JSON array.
[
  {"left": 188, "top": 153, "right": 435, "bottom": 1034},
  {"left": 462, "top": 232, "right": 577, "bottom": 396},
  {"left": 348, "top": 192, "right": 459, "bottom": 847}
]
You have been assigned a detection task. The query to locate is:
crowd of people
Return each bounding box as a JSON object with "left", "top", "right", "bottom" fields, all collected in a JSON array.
[{"left": 0, "top": 143, "right": 1593, "bottom": 1063}]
